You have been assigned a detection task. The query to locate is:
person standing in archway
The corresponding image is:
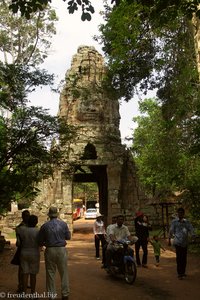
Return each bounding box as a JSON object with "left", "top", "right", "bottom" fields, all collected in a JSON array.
[{"left": 93, "top": 213, "right": 106, "bottom": 261}]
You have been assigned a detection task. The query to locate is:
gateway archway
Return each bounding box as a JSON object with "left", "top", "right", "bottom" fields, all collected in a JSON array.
[{"left": 73, "top": 165, "right": 108, "bottom": 219}]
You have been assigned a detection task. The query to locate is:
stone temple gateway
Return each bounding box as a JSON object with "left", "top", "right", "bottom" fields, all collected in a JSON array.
[{"left": 32, "top": 46, "right": 143, "bottom": 232}]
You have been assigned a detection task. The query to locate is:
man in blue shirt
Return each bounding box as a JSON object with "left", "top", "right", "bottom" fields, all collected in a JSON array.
[
  {"left": 39, "top": 207, "right": 71, "bottom": 300},
  {"left": 169, "top": 207, "right": 195, "bottom": 279}
]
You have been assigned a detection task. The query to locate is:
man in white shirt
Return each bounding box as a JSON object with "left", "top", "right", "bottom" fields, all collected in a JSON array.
[{"left": 106, "top": 214, "right": 135, "bottom": 269}]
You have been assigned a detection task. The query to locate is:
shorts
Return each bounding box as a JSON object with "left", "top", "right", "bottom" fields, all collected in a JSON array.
[{"left": 20, "top": 249, "right": 40, "bottom": 274}]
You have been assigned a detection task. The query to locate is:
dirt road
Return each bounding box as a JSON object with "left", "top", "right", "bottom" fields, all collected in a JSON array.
[{"left": 0, "top": 219, "right": 200, "bottom": 300}]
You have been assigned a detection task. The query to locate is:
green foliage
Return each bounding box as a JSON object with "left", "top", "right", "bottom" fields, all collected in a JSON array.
[
  {"left": 0, "top": 64, "right": 73, "bottom": 212},
  {"left": 180, "top": 158, "right": 200, "bottom": 220},
  {"left": 0, "top": 62, "right": 54, "bottom": 109},
  {"left": 132, "top": 97, "right": 200, "bottom": 220},
  {"left": 96, "top": 1, "right": 156, "bottom": 100},
  {"left": 9, "top": 0, "right": 95, "bottom": 20},
  {"left": 128, "top": 0, "right": 200, "bottom": 21},
  {"left": 9, "top": 0, "right": 50, "bottom": 19},
  {"left": 0, "top": 0, "right": 58, "bottom": 65},
  {"left": 73, "top": 182, "right": 98, "bottom": 201},
  {"left": 0, "top": 104, "right": 74, "bottom": 210},
  {"left": 0, "top": 2, "right": 72, "bottom": 211},
  {"left": 132, "top": 98, "right": 183, "bottom": 197},
  {"left": 8, "top": 1, "right": 200, "bottom": 21},
  {"left": 130, "top": 14, "right": 200, "bottom": 212},
  {"left": 96, "top": 1, "right": 200, "bottom": 101}
]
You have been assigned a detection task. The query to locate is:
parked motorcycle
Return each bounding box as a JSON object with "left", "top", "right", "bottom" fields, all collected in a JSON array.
[{"left": 105, "top": 239, "right": 137, "bottom": 284}]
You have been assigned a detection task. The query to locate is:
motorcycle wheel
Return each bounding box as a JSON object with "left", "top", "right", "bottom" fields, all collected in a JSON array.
[{"left": 124, "top": 260, "right": 137, "bottom": 284}]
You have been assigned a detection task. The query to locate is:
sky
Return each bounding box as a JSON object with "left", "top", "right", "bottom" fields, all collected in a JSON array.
[{"left": 29, "top": 0, "right": 141, "bottom": 145}]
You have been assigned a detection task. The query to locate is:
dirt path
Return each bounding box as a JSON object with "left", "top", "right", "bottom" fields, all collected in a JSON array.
[{"left": 0, "top": 219, "right": 200, "bottom": 300}]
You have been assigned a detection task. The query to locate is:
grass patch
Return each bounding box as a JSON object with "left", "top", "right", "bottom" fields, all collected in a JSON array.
[
  {"left": 188, "top": 244, "right": 200, "bottom": 255},
  {"left": 149, "top": 228, "right": 167, "bottom": 238},
  {"left": 6, "top": 231, "right": 16, "bottom": 239}
]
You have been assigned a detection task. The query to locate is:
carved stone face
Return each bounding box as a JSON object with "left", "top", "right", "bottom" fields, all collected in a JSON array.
[
  {"left": 61, "top": 46, "right": 119, "bottom": 128},
  {"left": 76, "top": 97, "right": 105, "bottom": 122}
]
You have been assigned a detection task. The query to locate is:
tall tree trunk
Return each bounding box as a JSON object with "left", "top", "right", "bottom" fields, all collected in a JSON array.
[{"left": 192, "top": 12, "right": 200, "bottom": 81}]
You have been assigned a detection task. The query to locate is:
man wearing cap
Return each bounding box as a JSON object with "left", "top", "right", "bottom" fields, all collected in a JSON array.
[
  {"left": 38, "top": 207, "right": 71, "bottom": 300},
  {"left": 93, "top": 212, "right": 106, "bottom": 260}
]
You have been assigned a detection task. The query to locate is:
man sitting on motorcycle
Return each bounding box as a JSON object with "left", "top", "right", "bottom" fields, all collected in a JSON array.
[{"left": 106, "top": 214, "right": 137, "bottom": 269}]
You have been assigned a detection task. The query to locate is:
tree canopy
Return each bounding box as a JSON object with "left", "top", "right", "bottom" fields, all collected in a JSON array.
[
  {"left": 0, "top": 2, "right": 73, "bottom": 212},
  {"left": 132, "top": 98, "right": 185, "bottom": 198},
  {"left": 96, "top": 0, "right": 199, "bottom": 101},
  {"left": 8, "top": 0, "right": 200, "bottom": 21},
  {"left": 0, "top": 104, "right": 73, "bottom": 211},
  {"left": 9, "top": 0, "right": 95, "bottom": 20},
  {"left": 132, "top": 97, "right": 200, "bottom": 219},
  {"left": 0, "top": 0, "right": 58, "bottom": 65},
  {"left": 0, "top": 62, "right": 74, "bottom": 212}
]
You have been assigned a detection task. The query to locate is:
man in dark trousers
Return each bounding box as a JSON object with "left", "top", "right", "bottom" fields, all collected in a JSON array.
[
  {"left": 169, "top": 207, "right": 195, "bottom": 279},
  {"left": 39, "top": 207, "right": 71, "bottom": 300},
  {"left": 134, "top": 211, "right": 151, "bottom": 268}
]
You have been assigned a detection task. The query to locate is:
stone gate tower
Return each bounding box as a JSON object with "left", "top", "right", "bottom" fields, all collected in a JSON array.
[{"left": 33, "top": 46, "right": 142, "bottom": 231}]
